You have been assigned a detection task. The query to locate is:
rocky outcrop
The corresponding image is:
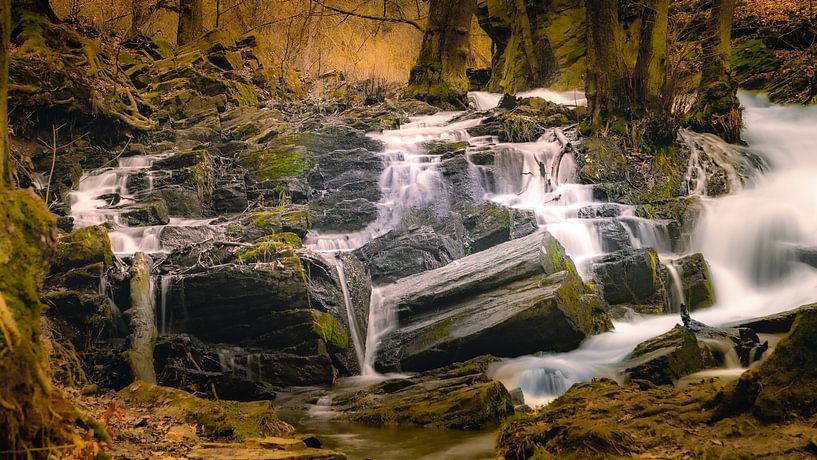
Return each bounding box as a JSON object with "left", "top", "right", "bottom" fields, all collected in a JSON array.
[
  {"left": 373, "top": 231, "right": 612, "bottom": 372},
  {"left": 332, "top": 357, "right": 513, "bottom": 430}
]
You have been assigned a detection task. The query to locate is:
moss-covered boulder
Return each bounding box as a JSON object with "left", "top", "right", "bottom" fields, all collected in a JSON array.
[
  {"left": 52, "top": 225, "right": 113, "bottom": 274},
  {"left": 495, "top": 97, "right": 575, "bottom": 142},
  {"left": 333, "top": 357, "right": 513, "bottom": 430},
  {"left": 118, "top": 381, "right": 293, "bottom": 440}
]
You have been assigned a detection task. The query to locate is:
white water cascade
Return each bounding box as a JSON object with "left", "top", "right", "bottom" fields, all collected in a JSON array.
[{"left": 490, "top": 91, "right": 817, "bottom": 406}]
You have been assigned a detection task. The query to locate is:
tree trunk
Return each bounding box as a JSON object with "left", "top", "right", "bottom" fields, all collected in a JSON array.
[
  {"left": 404, "top": 0, "right": 477, "bottom": 107},
  {"left": 127, "top": 0, "right": 151, "bottom": 39},
  {"left": 634, "top": 0, "right": 669, "bottom": 113},
  {"left": 689, "top": 0, "right": 741, "bottom": 143},
  {"left": 585, "top": 0, "right": 629, "bottom": 125},
  {"left": 15, "top": 0, "right": 58, "bottom": 23},
  {"left": 0, "top": 0, "right": 8, "bottom": 187},
  {"left": 124, "top": 252, "right": 158, "bottom": 384},
  {"left": 177, "top": 0, "right": 204, "bottom": 46}
]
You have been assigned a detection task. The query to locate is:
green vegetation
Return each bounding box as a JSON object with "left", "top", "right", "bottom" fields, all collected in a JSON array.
[{"left": 311, "top": 311, "right": 349, "bottom": 350}]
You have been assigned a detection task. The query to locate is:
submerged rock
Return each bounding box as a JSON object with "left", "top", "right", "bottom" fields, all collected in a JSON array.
[{"left": 373, "top": 231, "right": 612, "bottom": 372}]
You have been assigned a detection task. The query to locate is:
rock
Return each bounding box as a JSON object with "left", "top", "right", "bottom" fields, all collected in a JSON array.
[
  {"left": 52, "top": 225, "right": 114, "bottom": 273},
  {"left": 121, "top": 198, "right": 170, "bottom": 226},
  {"left": 624, "top": 323, "right": 762, "bottom": 385},
  {"left": 730, "top": 303, "right": 817, "bottom": 333},
  {"left": 373, "top": 232, "right": 612, "bottom": 372},
  {"left": 332, "top": 357, "right": 513, "bottom": 430},
  {"left": 669, "top": 253, "right": 716, "bottom": 311},
  {"left": 462, "top": 203, "right": 538, "bottom": 254},
  {"left": 494, "top": 98, "right": 574, "bottom": 142},
  {"left": 118, "top": 381, "right": 293, "bottom": 439},
  {"left": 212, "top": 176, "right": 248, "bottom": 213},
  {"left": 353, "top": 225, "right": 462, "bottom": 285},
  {"left": 233, "top": 206, "right": 313, "bottom": 241},
  {"left": 150, "top": 186, "right": 207, "bottom": 218},
  {"left": 152, "top": 150, "right": 207, "bottom": 169},
  {"left": 187, "top": 438, "right": 345, "bottom": 460},
  {"left": 497, "top": 93, "right": 519, "bottom": 109},
  {"left": 594, "top": 219, "right": 632, "bottom": 253},
  {"left": 591, "top": 248, "right": 667, "bottom": 310},
  {"left": 310, "top": 197, "right": 378, "bottom": 233},
  {"left": 577, "top": 203, "right": 623, "bottom": 218},
  {"left": 577, "top": 136, "right": 628, "bottom": 184},
  {"left": 42, "top": 290, "right": 113, "bottom": 350}
]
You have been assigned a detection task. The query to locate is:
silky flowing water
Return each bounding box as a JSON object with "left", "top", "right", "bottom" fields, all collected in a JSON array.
[{"left": 65, "top": 89, "right": 817, "bottom": 457}]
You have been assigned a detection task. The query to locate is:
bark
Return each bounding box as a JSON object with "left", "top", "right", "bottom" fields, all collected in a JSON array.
[
  {"left": 177, "top": 0, "right": 204, "bottom": 46},
  {"left": 689, "top": 0, "right": 741, "bottom": 143},
  {"left": 124, "top": 252, "right": 158, "bottom": 384},
  {"left": 127, "top": 0, "right": 151, "bottom": 39},
  {"left": 634, "top": 0, "right": 669, "bottom": 113},
  {"left": 15, "top": 0, "right": 58, "bottom": 23},
  {"left": 0, "top": 0, "right": 8, "bottom": 187},
  {"left": 585, "top": 0, "right": 629, "bottom": 124},
  {"left": 404, "top": 0, "right": 477, "bottom": 107}
]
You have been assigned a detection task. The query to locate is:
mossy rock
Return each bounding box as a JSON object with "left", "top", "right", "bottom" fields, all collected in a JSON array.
[
  {"left": 53, "top": 225, "right": 113, "bottom": 274},
  {"left": 577, "top": 136, "right": 628, "bottom": 184},
  {"left": 495, "top": 97, "right": 573, "bottom": 142},
  {"left": 118, "top": 381, "right": 293, "bottom": 440},
  {"left": 239, "top": 145, "right": 310, "bottom": 182},
  {"left": 121, "top": 198, "right": 170, "bottom": 226}
]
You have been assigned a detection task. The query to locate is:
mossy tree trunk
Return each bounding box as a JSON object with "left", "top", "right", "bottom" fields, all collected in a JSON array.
[
  {"left": 127, "top": 0, "right": 151, "bottom": 39},
  {"left": 585, "top": 0, "right": 629, "bottom": 125},
  {"left": 634, "top": 0, "right": 669, "bottom": 114},
  {"left": 688, "top": 0, "right": 742, "bottom": 143},
  {"left": 404, "top": 0, "right": 477, "bottom": 107},
  {"left": 0, "top": 0, "right": 8, "bottom": 187},
  {"left": 124, "top": 252, "right": 158, "bottom": 384},
  {"left": 177, "top": 0, "right": 204, "bottom": 46}
]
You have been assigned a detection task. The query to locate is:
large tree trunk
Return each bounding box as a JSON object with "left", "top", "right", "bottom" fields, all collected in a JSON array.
[
  {"left": 15, "top": 0, "right": 58, "bottom": 23},
  {"left": 177, "top": 0, "right": 204, "bottom": 46},
  {"left": 0, "top": 0, "right": 8, "bottom": 187},
  {"left": 585, "top": 0, "right": 629, "bottom": 125},
  {"left": 634, "top": 0, "right": 669, "bottom": 114},
  {"left": 688, "top": 0, "right": 741, "bottom": 143},
  {"left": 124, "top": 252, "right": 158, "bottom": 384},
  {"left": 404, "top": 0, "right": 477, "bottom": 107}
]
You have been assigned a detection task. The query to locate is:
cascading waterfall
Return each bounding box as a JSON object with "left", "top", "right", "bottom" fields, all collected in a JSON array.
[
  {"left": 490, "top": 91, "right": 817, "bottom": 405},
  {"left": 331, "top": 257, "right": 366, "bottom": 368}
]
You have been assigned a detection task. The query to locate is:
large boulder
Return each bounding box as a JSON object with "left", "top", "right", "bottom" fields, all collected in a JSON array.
[
  {"left": 372, "top": 231, "right": 612, "bottom": 372},
  {"left": 52, "top": 225, "right": 114, "bottom": 273}
]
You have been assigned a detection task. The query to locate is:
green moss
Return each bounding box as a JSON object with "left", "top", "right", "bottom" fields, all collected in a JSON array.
[
  {"left": 53, "top": 225, "right": 113, "bottom": 272},
  {"left": 240, "top": 146, "right": 309, "bottom": 181},
  {"left": 311, "top": 311, "right": 348, "bottom": 350},
  {"left": 229, "top": 83, "right": 259, "bottom": 106},
  {"left": 186, "top": 150, "right": 214, "bottom": 198},
  {"left": 251, "top": 208, "right": 313, "bottom": 235},
  {"left": 236, "top": 233, "right": 302, "bottom": 264}
]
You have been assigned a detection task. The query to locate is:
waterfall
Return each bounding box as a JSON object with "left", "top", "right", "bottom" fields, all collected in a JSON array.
[
  {"left": 488, "top": 91, "right": 817, "bottom": 406},
  {"left": 664, "top": 262, "right": 685, "bottom": 313},
  {"left": 159, "top": 275, "right": 172, "bottom": 335},
  {"left": 361, "top": 287, "right": 397, "bottom": 375},
  {"left": 332, "top": 256, "right": 366, "bottom": 368}
]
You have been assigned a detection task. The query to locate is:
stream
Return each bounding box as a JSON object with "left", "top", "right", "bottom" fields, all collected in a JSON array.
[{"left": 64, "top": 89, "right": 817, "bottom": 458}]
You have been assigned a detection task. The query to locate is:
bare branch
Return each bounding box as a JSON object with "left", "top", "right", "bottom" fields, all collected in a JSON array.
[{"left": 313, "top": 0, "right": 424, "bottom": 31}]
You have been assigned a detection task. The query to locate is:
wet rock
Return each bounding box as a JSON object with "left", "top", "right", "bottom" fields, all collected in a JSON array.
[
  {"left": 121, "top": 198, "right": 170, "bottom": 226},
  {"left": 462, "top": 203, "right": 538, "bottom": 254},
  {"left": 212, "top": 176, "right": 248, "bottom": 213},
  {"left": 591, "top": 248, "right": 666, "bottom": 310},
  {"left": 494, "top": 98, "right": 574, "bottom": 142},
  {"left": 623, "top": 323, "right": 762, "bottom": 385},
  {"left": 731, "top": 303, "right": 817, "bottom": 333},
  {"left": 374, "top": 232, "right": 612, "bottom": 372},
  {"left": 594, "top": 219, "right": 632, "bottom": 253},
  {"left": 577, "top": 203, "right": 623, "bottom": 218},
  {"left": 719, "top": 307, "right": 817, "bottom": 422},
  {"left": 310, "top": 197, "right": 379, "bottom": 233},
  {"left": 337, "top": 103, "right": 408, "bottom": 132},
  {"left": 332, "top": 357, "right": 513, "bottom": 430},
  {"left": 670, "top": 253, "right": 716, "bottom": 311},
  {"left": 159, "top": 224, "right": 222, "bottom": 252},
  {"left": 354, "top": 225, "right": 462, "bottom": 285},
  {"left": 577, "top": 137, "right": 628, "bottom": 184},
  {"left": 232, "top": 206, "right": 313, "bottom": 241}
]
